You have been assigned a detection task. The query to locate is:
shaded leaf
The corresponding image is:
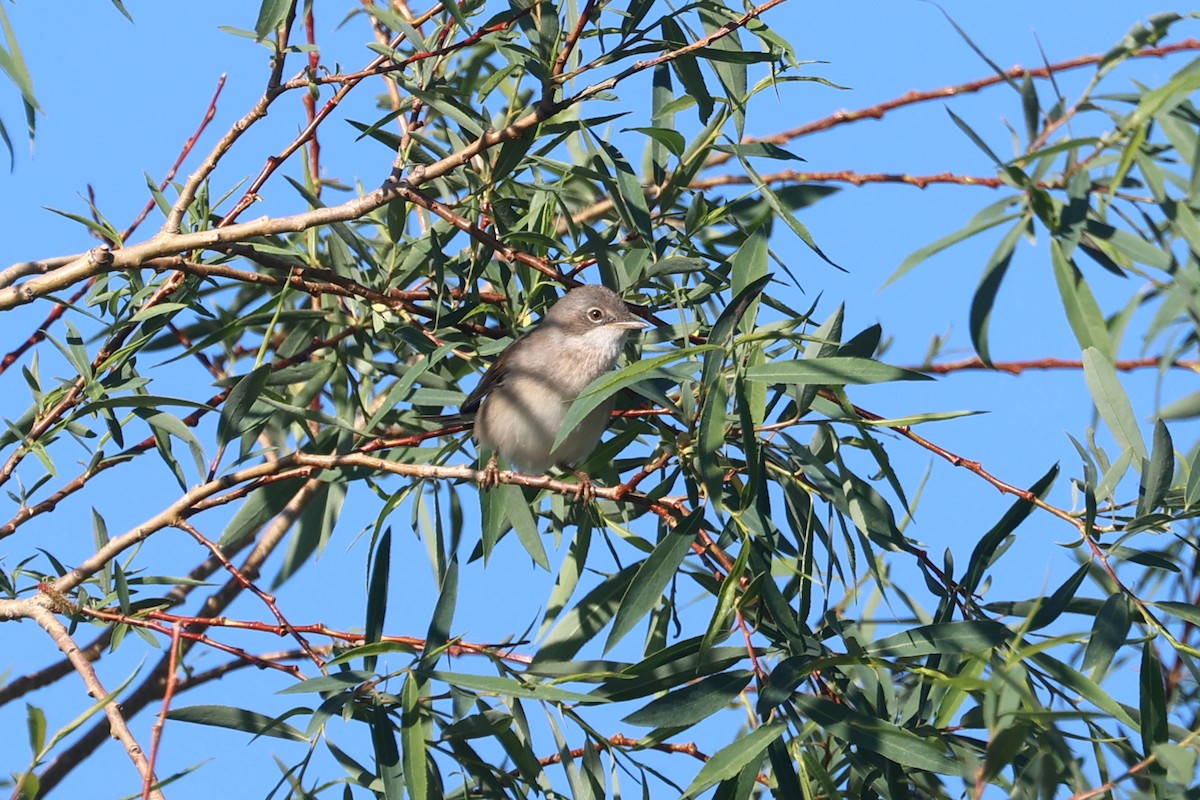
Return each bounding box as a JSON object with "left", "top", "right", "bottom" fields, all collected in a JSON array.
[
  {"left": 791, "top": 696, "right": 957, "bottom": 773},
  {"left": 1082, "top": 593, "right": 1132, "bottom": 680},
  {"left": 168, "top": 705, "right": 309, "bottom": 742},
  {"left": 606, "top": 512, "right": 703, "bottom": 652},
  {"left": 623, "top": 670, "right": 752, "bottom": 728},
  {"left": 680, "top": 723, "right": 785, "bottom": 799},
  {"left": 744, "top": 357, "right": 932, "bottom": 386}
]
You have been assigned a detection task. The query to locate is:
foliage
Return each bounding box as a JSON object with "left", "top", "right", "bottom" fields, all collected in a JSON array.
[{"left": 2, "top": 2, "right": 1200, "bottom": 799}]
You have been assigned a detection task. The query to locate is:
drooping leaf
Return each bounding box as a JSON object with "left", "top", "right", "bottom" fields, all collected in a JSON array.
[
  {"left": 606, "top": 512, "right": 703, "bottom": 652},
  {"left": 744, "top": 357, "right": 932, "bottom": 386},
  {"left": 680, "top": 723, "right": 786, "bottom": 799},
  {"left": 1082, "top": 593, "right": 1132, "bottom": 680},
  {"left": 623, "top": 670, "right": 752, "bottom": 728},
  {"left": 1083, "top": 347, "right": 1148, "bottom": 467},
  {"left": 168, "top": 705, "right": 309, "bottom": 742},
  {"left": 969, "top": 222, "right": 1024, "bottom": 365},
  {"left": 790, "top": 696, "right": 958, "bottom": 773}
]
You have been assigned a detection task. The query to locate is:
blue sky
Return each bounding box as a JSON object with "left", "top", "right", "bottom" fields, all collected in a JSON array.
[{"left": 1, "top": 1, "right": 1196, "bottom": 797}]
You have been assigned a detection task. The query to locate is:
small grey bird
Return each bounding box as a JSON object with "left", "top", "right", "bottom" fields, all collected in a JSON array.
[{"left": 461, "top": 285, "right": 648, "bottom": 499}]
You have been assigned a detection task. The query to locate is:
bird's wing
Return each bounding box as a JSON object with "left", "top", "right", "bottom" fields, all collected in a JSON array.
[{"left": 460, "top": 335, "right": 522, "bottom": 414}]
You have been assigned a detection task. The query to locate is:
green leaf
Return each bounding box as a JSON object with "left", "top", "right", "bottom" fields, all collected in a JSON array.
[
  {"left": 1027, "top": 561, "right": 1089, "bottom": 631},
  {"left": 254, "top": 0, "right": 291, "bottom": 41},
  {"left": 1082, "top": 593, "right": 1132, "bottom": 680},
  {"left": 214, "top": 364, "right": 272, "bottom": 464},
  {"left": 503, "top": 484, "right": 548, "bottom": 570},
  {"left": 552, "top": 345, "right": 719, "bottom": 451},
  {"left": 371, "top": 705, "right": 405, "bottom": 799},
  {"left": 535, "top": 564, "right": 639, "bottom": 663},
  {"left": 1030, "top": 650, "right": 1137, "bottom": 728},
  {"left": 1137, "top": 419, "right": 1173, "bottom": 517},
  {"left": 743, "top": 357, "right": 932, "bottom": 386},
  {"left": 1084, "top": 219, "right": 1172, "bottom": 272},
  {"left": 428, "top": 671, "right": 601, "bottom": 703},
  {"left": 596, "top": 139, "right": 653, "bottom": 245},
  {"left": 626, "top": 126, "right": 686, "bottom": 159},
  {"left": 731, "top": 230, "right": 769, "bottom": 326},
  {"left": 884, "top": 203, "right": 1021, "bottom": 289},
  {"left": 1154, "top": 742, "right": 1198, "bottom": 786},
  {"left": 401, "top": 675, "right": 429, "bottom": 800},
  {"left": 25, "top": 703, "right": 45, "bottom": 755},
  {"left": 791, "top": 696, "right": 957, "bottom": 773},
  {"left": 701, "top": 529, "right": 750, "bottom": 657},
  {"left": 946, "top": 107, "right": 1025, "bottom": 186},
  {"left": 418, "top": 557, "right": 458, "bottom": 674},
  {"left": 107, "top": 0, "right": 134, "bottom": 22},
  {"left": 1052, "top": 243, "right": 1113, "bottom": 359},
  {"left": 981, "top": 720, "right": 1035, "bottom": 783},
  {"left": 1159, "top": 389, "right": 1200, "bottom": 421},
  {"left": 645, "top": 256, "right": 708, "bottom": 277},
  {"left": 713, "top": 142, "right": 803, "bottom": 161},
  {"left": 731, "top": 147, "right": 837, "bottom": 267},
  {"left": 863, "top": 621, "right": 1011, "bottom": 659},
  {"left": 219, "top": 478, "right": 306, "bottom": 548},
  {"left": 1082, "top": 347, "right": 1148, "bottom": 467},
  {"left": 168, "top": 705, "right": 309, "bottom": 742},
  {"left": 680, "top": 723, "right": 786, "bottom": 799},
  {"left": 970, "top": 222, "right": 1024, "bottom": 365},
  {"left": 1139, "top": 640, "right": 1167, "bottom": 754},
  {"left": 587, "top": 643, "right": 749, "bottom": 703},
  {"left": 1152, "top": 601, "right": 1200, "bottom": 626},
  {"left": 623, "top": 670, "right": 752, "bottom": 727},
  {"left": 605, "top": 512, "right": 703, "bottom": 652},
  {"left": 364, "top": 528, "right": 391, "bottom": 673}
]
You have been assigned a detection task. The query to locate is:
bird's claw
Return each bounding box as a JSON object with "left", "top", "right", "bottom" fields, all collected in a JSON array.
[
  {"left": 572, "top": 470, "right": 596, "bottom": 503},
  {"left": 479, "top": 454, "right": 500, "bottom": 491}
]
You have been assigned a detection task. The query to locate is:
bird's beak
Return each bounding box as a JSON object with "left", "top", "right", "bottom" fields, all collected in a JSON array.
[{"left": 612, "top": 319, "right": 650, "bottom": 330}]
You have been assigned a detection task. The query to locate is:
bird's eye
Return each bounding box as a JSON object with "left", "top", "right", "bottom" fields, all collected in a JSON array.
[{"left": 586, "top": 307, "right": 604, "bottom": 323}]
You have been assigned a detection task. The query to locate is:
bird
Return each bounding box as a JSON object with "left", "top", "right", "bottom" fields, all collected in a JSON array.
[{"left": 461, "top": 285, "right": 648, "bottom": 500}]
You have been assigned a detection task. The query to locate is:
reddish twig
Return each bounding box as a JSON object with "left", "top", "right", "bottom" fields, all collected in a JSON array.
[
  {"left": 0, "top": 329, "right": 356, "bottom": 540},
  {"left": 531, "top": 732, "right": 771, "bottom": 787},
  {"left": 96, "top": 608, "right": 532, "bottom": 664},
  {"left": 701, "top": 169, "right": 1008, "bottom": 190},
  {"left": 78, "top": 605, "right": 306, "bottom": 678},
  {"left": 23, "top": 604, "right": 165, "bottom": 800},
  {"left": 0, "top": 77, "right": 224, "bottom": 378},
  {"left": 141, "top": 622, "right": 181, "bottom": 800},
  {"left": 303, "top": 7, "right": 321, "bottom": 198},
  {"left": 395, "top": 184, "right": 571, "bottom": 284},
  {"left": 612, "top": 449, "right": 674, "bottom": 500},
  {"left": 915, "top": 355, "right": 1199, "bottom": 375},
  {"left": 819, "top": 389, "right": 1082, "bottom": 529},
  {"left": 736, "top": 610, "right": 767, "bottom": 680},
  {"left": 550, "top": 0, "right": 598, "bottom": 83},
  {"left": 712, "top": 37, "right": 1200, "bottom": 164},
  {"left": 0, "top": 280, "right": 90, "bottom": 375},
  {"left": 125, "top": 76, "right": 226, "bottom": 241},
  {"left": 174, "top": 519, "right": 327, "bottom": 672},
  {"left": 219, "top": 6, "right": 529, "bottom": 229}
]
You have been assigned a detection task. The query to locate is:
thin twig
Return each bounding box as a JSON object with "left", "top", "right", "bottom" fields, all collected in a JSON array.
[
  {"left": 141, "top": 621, "right": 181, "bottom": 800},
  {"left": 24, "top": 604, "right": 165, "bottom": 800}
]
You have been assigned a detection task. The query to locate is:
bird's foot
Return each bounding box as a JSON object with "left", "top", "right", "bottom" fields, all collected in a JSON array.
[
  {"left": 479, "top": 454, "right": 500, "bottom": 491},
  {"left": 572, "top": 469, "right": 596, "bottom": 503}
]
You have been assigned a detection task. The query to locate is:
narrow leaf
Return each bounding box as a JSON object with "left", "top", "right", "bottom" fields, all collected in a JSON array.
[
  {"left": 606, "top": 512, "right": 703, "bottom": 652},
  {"left": 168, "top": 705, "right": 309, "bottom": 741},
  {"left": 623, "top": 670, "right": 752, "bottom": 727},
  {"left": 680, "top": 724, "right": 785, "bottom": 799},
  {"left": 744, "top": 357, "right": 932, "bottom": 386},
  {"left": 1083, "top": 347, "right": 1148, "bottom": 466}
]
